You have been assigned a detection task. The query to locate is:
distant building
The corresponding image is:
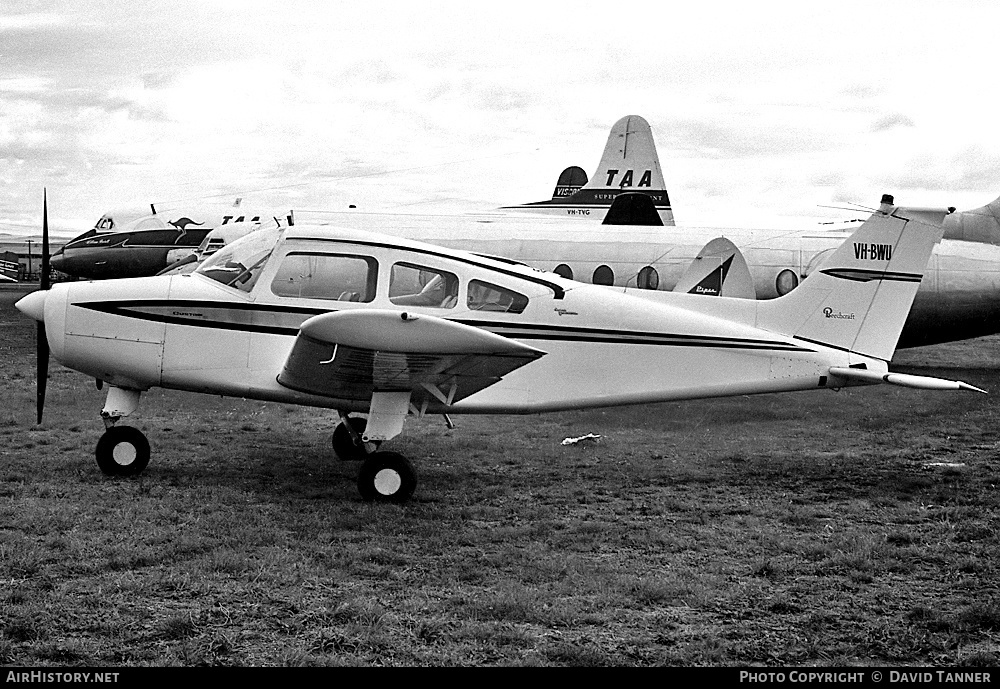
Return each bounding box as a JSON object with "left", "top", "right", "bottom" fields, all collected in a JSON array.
[
  {"left": 1, "top": 251, "right": 18, "bottom": 280},
  {"left": 0, "top": 237, "right": 69, "bottom": 282}
]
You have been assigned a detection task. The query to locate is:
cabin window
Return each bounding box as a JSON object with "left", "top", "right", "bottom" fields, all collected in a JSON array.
[
  {"left": 593, "top": 265, "right": 614, "bottom": 286},
  {"left": 467, "top": 279, "right": 528, "bottom": 314},
  {"left": 554, "top": 264, "right": 573, "bottom": 280},
  {"left": 637, "top": 266, "right": 659, "bottom": 290},
  {"left": 776, "top": 269, "right": 799, "bottom": 296},
  {"left": 389, "top": 262, "right": 459, "bottom": 308},
  {"left": 271, "top": 252, "right": 377, "bottom": 302}
]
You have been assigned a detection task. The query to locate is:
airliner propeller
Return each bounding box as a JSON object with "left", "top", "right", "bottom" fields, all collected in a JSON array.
[{"left": 36, "top": 189, "right": 50, "bottom": 424}]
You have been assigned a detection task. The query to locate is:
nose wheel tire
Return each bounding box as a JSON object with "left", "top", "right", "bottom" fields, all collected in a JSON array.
[
  {"left": 95, "top": 425, "right": 150, "bottom": 477},
  {"left": 357, "top": 451, "right": 416, "bottom": 503},
  {"left": 332, "top": 417, "right": 380, "bottom": 461}
]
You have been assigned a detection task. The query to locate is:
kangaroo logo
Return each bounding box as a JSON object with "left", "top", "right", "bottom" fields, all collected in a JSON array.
[
  {"left": 168, "top": 217, "right": 205, "bottom": 242},
  {"left": 169, "top": 217, "right": 204, "bottom": 231}
]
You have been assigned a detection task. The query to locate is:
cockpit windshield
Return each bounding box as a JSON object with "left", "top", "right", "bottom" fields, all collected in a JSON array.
[
  {"left": 117, "top": 215, "right": 169, "bottom": 232},
  {"left": 195, "top": 227, "right": 281, "bottom": 292}
]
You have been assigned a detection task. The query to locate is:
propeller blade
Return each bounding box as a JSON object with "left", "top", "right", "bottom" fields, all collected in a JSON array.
[
  {"left": 41, "top": 189, "right": 50, "bottom": 291},
  {"left": 36, "top": 188, "right": 51, "bottom": 424},
  {"left": 36, "top": 322, "right": 49, "bottom": 424}
]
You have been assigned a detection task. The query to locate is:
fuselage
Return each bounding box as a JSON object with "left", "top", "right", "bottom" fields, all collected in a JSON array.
[
  {"left": 49, "top": 226, "right": 212, "bottom": 279},
  {"left": 50, "top": 207, "right": 281, "bottom": 279},
  {"left": 34, "top": 225, "right": 869, "bottom": 415}
]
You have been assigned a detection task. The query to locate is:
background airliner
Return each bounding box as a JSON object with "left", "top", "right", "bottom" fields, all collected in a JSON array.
[{"left": 43, "top": 116, "right": 1000, "bottom": 349}]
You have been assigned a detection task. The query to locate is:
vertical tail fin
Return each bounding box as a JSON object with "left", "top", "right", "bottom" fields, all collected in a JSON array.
[
  {"left": 673, "top": 237, "right": 755, "bottom": 299},
  {"left": 584, "top": 115, "right": 665, "bottom": 190},
  {"left": 501, "top": 115, "right": 674, "bottom": 224},
  {"left": 580, "top": 115, "right": 673, "bottom": 224},
  {"left": 551, "top": 166, "right": 588, "bottom": 200},
  {"left": 757, "top": 195, "right": 949, "bottom": 361}
]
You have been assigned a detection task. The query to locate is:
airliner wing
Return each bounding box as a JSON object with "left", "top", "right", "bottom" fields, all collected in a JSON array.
[{"left": 277, "top": 310, "right": 546, "bottom": 405}]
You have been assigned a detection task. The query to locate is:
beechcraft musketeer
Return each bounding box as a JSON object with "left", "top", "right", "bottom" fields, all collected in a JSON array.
[{"left": 16, "top": 194, "right": 985, "bottom": 502}]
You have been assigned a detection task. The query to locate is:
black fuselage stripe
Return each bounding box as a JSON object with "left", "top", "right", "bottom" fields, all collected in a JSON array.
[
  {"left": 820, "top": 268, "right": 923, "bottom": 282},
  {"left": 458, "top": 318, "right": 795, "bottom": 345},
  {"left": 792, "top": 335, "right": 887, "bottom": 363},
  {"left": 75, "top": 300, "right": 812, "bottom": 352}
]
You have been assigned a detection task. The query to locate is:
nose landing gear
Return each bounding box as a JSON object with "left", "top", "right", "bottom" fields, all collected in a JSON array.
[
  {"left": 95, "top": 425, "right": 150, "bottom": 477},
  {"left": 95, "top": 386, "right": 148, "bottom": 477}
]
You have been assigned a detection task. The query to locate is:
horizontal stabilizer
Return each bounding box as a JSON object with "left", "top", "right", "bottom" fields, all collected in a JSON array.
[
  {"left": 829, "top": 366, "right": 986, "bottom": 393},
  {"left": 603, "top": 192, "right": 663, "bottom": 226},
  {"left": 672, "top": 237, "right": 755, "bottom": 298}
]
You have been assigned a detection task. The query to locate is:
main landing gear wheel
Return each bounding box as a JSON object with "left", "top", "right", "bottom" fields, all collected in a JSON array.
[
  {"left": 95, "top": 425, "right": 150, "bottom": 477},
  {"left": 332, "top": 417, "right": 380, "bottom": 461},
  {"left": 357, "top": 451, "right": 417, "bottom": 504}
]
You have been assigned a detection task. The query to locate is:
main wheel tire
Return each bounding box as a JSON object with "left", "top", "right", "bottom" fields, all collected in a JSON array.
[
  {"left": 95, "top": 426, "right": 150, "bottom": 477},
  {"left": 332, "top": 417, "right": 379, "bottom": 461},
  {"left": 357, "top": 451, "right": 417, "bottom": 503}
]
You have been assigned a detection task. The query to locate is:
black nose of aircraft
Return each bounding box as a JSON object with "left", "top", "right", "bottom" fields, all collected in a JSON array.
[{"left": 48, "top": 247, "right": 66, "bottom": 274}]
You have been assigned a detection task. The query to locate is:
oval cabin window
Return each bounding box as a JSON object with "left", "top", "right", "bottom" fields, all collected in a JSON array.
[
  {"left": 553, "top": 264, "right": 573, "bottom": 280},
  {"left": 776, "top": 269, "right": 799, "bottom": 296},
  {"left": 637, "top": 266, "right": 659, "bottom": 290},
  {"left": 593, "top": 265, "right": 614, "bottom": 286}
]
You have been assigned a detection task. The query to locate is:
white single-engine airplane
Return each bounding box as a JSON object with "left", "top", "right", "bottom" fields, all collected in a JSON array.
[{"left": 17, "top": 194, "right": 985, "bottom": 502}]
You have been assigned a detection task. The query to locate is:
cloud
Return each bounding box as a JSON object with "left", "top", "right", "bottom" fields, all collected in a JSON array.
[
  {"left": 872, "top": 113, "right": 916, "bottom": 132},
  {"left": 2, "top": 1, "right": 1000, "bottom": 235}
]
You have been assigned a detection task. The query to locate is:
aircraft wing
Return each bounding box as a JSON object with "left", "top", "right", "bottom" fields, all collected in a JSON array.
[{"left": 277, "top": 309, "right": 546, "bottom": 406}]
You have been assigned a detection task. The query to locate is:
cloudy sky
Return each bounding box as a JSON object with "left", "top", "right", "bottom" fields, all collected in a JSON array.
[{"left": 2, "top": 0, "right": 998, "bottom": 238}]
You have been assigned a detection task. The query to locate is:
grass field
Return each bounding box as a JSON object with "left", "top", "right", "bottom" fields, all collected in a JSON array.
[{"left": 1, "top": 284, "right": 999, "bottom": 666}]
